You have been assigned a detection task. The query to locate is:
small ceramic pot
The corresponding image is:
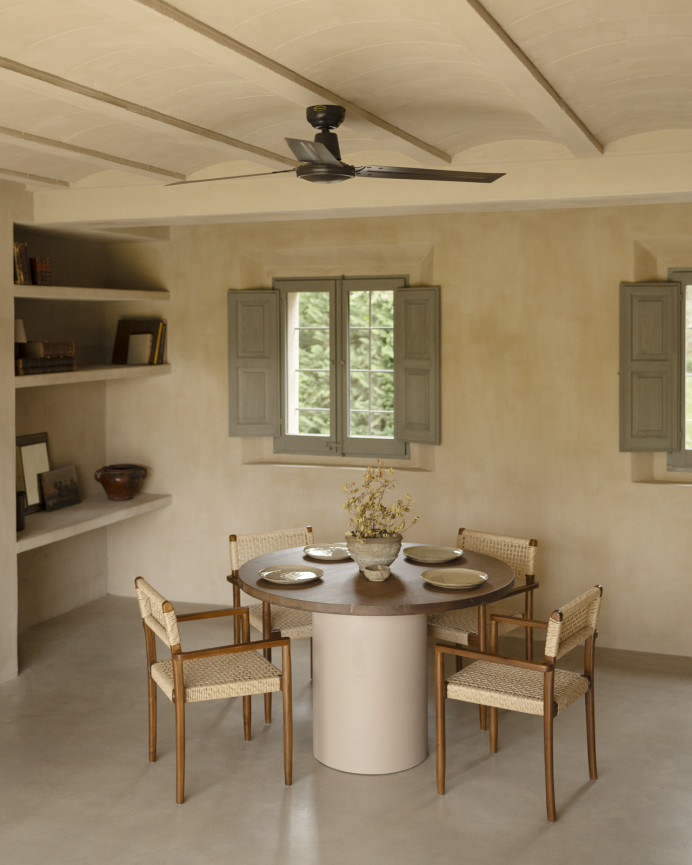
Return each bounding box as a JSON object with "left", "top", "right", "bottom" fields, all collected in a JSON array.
[
  {"left": 94, "top": 464, "right": 147, "bottom": 501},
  {"left": 363, "top": 564, "right": 390, "bottom": 581}
]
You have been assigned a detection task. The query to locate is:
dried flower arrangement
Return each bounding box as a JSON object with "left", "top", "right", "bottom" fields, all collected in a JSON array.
[{"left": 342, "top": 460, "right": 418, "bottom": 539}]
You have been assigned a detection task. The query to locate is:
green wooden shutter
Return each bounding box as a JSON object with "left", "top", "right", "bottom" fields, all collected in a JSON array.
[
  {"left": 227, "top": 289, "right": 279, "bottom": 437},
  {"left": 394, "top": 286, "right": 440, "bottom": 444},
  {"left": 619, "top": 281, "right": 682, "bottom": 452}
]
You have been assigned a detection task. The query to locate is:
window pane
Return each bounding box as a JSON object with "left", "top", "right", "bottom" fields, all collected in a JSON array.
[
  {"left": 371, "top": 291, "right": 394, "bottom": 326},
  {"left": 370, "top": 371, "right": 394, "bottom": 411},
  {"left": 349, "top": 291, "right": 370, "bottom": 326},
  {"left": 349, "top": 329, "right": 371, "bottom": 369},
  {"left": 348, "top": 289, "right": 394, "bottom": 439},
  {"left": 298, "top": 370, "right": 330, "bottom": 408},
  {"left": 370, "top": 328, "right": 394, "bottom": 369},
  {"left": 349, "top": 410, "right": 394, "bottom": 437},
  {"left": 286, "top": 290, "right": 330, "bottom": 435},
  {"left": 297, "top": 410, "right": 330, "bottom": 435},
  {"left": 350, "top": 370, "right": 370, "bottom": 409}
]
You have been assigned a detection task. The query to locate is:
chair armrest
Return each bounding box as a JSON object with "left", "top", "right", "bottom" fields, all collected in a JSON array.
[
  {"left": 498, "top": 580, "right": 539, "bottom": 599},
  {"left": 177, "top": 606, "right": 249, "bottom": 623},
  {"left": 489, "top": 612, "right": 548, "bottom": 629},
  {"left": 434, "top": 642, "right": 553, "bottom": 673},
  {"left": 177, "top": 635, "right": 290, "bottom": 662}
]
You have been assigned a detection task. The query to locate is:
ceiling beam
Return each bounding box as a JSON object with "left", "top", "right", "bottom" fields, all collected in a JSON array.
[
  {"left": 458, "top": 0, "right": 603, "bottom": 157},
  {"left": 0, "top": 166, "right": 67, "bottom": 187},
  {"left": 0, "top": 58, "right": 296, "bottom": 169},
  {"left": 0, "top": 124, "right": 185, "bottom": 181},
  {"left": 135, "top": 0, "right": 451, "bottom": 164}
]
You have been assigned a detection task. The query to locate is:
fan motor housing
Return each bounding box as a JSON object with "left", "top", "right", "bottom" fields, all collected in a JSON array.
[
  {"left": 306, "top": 104, "right": 346, "bottom": 130},
  {"left": 296, "top": 162, "right": 356, "bottom": 184}
]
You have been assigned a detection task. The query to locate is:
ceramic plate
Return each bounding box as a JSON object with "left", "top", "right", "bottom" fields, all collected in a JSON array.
[
  {"left": 303, "top": 543, "right": 351, "bottom": 562},
  {"left": 421, "top": 567, "right": 488, "bottom": 589},
  {"left": 259, "top": 565, "right": 324, "bottom": 585},
  {"left": 404, "top": 545, "right": 463, "bottom": 564}
]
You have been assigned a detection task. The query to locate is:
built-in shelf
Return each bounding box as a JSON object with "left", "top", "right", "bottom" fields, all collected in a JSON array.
[
  {"left": 13, "top": 285, "right": 170, "bottom": 302},
  {"left": 15, "top": 363, "right": 171, "bottom": 388},
  {"left": 16, "top": 493, "right": 172, "bottom": 554}
]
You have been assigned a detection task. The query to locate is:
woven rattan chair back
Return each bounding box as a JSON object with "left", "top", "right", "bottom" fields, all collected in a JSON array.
[
  {"left": 544, "top": 585, "right": 602, "bottom": 660},
  {"left": 457, "top": 528, "right": 537, "bottom": 583},
  {"left": 229, "top": 526, "right": 314, "bottom": 572},
  {"left": 135, "top": 576, "right": 181, "bottom": 648}
]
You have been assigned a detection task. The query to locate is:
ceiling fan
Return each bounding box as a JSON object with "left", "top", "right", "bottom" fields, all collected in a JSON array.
[{"left": 169, "top": 105, "right": 505, "bottom": 186}]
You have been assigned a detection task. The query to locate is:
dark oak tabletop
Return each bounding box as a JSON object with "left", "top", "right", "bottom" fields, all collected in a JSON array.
[{"left": 236, "top": 545, "right": 514, "bottom": 616}]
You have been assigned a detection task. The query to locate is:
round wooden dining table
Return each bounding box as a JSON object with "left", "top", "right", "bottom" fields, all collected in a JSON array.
[{"left": 237, "top": 544, "right": 514, "bottom": 775}]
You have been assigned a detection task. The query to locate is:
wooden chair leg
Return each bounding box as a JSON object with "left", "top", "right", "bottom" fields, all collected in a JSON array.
[
  {"left": 543, "top": 708, "right": 556, "bottom": 822},
  {"left": 489, "top": 706, "right": 498, "bottom": 753},
  {"left": 477, "top": 604, "right": 488, "bottom": 730},
  {"left": 282, "top": 643, "right": 293, "bottom": 786},
  {"left": 147, "top": 674, "right": 157, "bottom": 762},
  {"left": 262, "top": 602, "right": 273, "bottom": 724},
  {"left": 586, "top": 686, "right": 597, "bottom": 780},
  {"left": 243, "top": 695, "right": 251, "bottom": 741},
  {"left": 435, "top": 649, "right": 446, "bottom": 794},
  {"left": 174, "top": 696, "right": 186, "bottom": 805}
]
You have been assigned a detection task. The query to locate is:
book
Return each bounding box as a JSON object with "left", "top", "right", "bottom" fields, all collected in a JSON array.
[
  {"left": 22, "top": 340, "right": 76, "bottom": 359},
  {"left": 126, "top": 332, "right": 153, "bottom": 365},
  {"left": 29, "top": 257, "right": 52, "bottom": 285},
  {"left": 112, "top": 318, "right": 166, "bottom": 365},
  {"left": 15, "top": 357, "right": 77, "bottom": 375},
  {"left": 13, "top": 242, "right": 31, "bottom": 285}
]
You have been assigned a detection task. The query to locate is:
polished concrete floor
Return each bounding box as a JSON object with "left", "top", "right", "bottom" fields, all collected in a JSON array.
[{"left": 1, "top": 594, "right": 691, "bottom": 865}]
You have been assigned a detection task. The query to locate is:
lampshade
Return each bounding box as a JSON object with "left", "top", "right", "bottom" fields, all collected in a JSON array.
[{"left": 14, "top": 319, "right": 27, "bottom": 343}]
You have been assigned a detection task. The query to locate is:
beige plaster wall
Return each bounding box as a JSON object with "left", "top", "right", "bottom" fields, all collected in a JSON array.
[{"left": 102, "top": 203, "right": 692, "bottom": 658}]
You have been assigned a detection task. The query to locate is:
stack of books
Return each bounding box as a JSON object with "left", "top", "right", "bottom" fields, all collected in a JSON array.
[
  {"left": 112, "top": 318, "right": 167, "bottom": 365},
  {"left": 15, "top": 340, "right": 77, "bottom": 375}
]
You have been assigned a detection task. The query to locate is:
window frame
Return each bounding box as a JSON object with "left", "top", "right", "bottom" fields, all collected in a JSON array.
[{"left": 273, "top": 275, "right": 408, "bottom": 459}]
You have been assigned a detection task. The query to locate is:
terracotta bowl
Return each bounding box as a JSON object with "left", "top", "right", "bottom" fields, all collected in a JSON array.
[{"left": 94, "top": 464, "right": 147, "bottom": 501}]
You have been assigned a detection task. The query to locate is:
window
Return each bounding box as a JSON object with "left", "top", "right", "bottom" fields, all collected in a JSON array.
[
  {"left": 275, "top": 276, "right": 405, "bottom": 458},
  {"left": 619, "top": 272, "right": 691, "bottom": 469},
  {"left": 227, "top": 279, "right": 440, "bottom": 458}
]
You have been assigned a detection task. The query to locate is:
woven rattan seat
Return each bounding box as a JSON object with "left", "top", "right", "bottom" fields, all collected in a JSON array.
[
  {"left": 428, "top": 528, "right": 539, "bottom": 658},
  {"left": 247, "top": 603, "right": 313, "bottom": 639},
  {"left": 435, "top": 585, "right": 603, "bottom": 822},
  {"left": 228, "top": 527, "right": 314, "bottom": 723},
  {"left": 135, "top": 577, "right": 292, "bottom": 804}
]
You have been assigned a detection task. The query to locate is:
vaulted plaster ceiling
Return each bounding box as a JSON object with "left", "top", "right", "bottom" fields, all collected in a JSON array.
[{"left": 2, "top": 0, "right": 692, "bottom": 228}]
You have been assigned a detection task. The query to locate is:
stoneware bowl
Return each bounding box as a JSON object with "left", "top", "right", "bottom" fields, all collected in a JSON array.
[
  {"left": 363, "top": 564, "right": 391, "bottom": 581},
  {"left": 94, "top": 464, "right": 147, "bottom": 501}
]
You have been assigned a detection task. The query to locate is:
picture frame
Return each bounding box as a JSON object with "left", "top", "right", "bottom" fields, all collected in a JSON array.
[
  {"left": 16, "top": 432, "right": 50, "bottom": 514},
  {"left": 39, "top": 466, "right": 81, "bottom": 511}
]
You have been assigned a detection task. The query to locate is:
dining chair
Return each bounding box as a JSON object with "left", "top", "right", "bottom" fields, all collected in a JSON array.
[
  {"left": 227, "top": 526, "right": 314, "bottom": 723},
  {"left": 428, "top": 528, "right": 539, "bottom": 659},
  {"left": 435, "top": 585, "right": 603, "bottom": 822},
  {"left": 135, "top": 576, "right": 292, "bottom": 804}
]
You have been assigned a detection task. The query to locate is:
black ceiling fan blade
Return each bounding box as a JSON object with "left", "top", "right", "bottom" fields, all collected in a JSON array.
[
  {"left": 166, "top": 168, "right": 295, "bottom": 186},
  {"left": 285, "top": 137, "right": 343, "bottom": 166},
  {"left": 355, "top": 165, "right": 505, "bottom": 183}
]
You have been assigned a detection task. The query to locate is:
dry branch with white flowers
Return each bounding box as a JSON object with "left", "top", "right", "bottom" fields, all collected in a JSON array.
[{"left": 342, "top": 460, "right": 418, "bottom": 539}]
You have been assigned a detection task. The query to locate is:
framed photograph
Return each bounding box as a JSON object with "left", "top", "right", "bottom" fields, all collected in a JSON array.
[
  {"left": 39, "top": 466, "right": 81, "bottom": 511},
  {"left": 16, "top": 432, "right": 50, "bottom": 514}
]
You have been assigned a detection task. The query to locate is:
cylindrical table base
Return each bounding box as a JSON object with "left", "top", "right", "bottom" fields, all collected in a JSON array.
[{"left": 312, "top": 611, "right": 428, "bottom": 774}]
